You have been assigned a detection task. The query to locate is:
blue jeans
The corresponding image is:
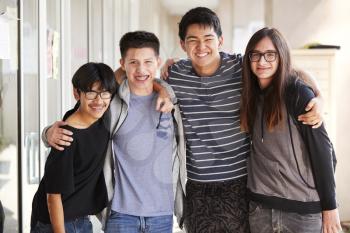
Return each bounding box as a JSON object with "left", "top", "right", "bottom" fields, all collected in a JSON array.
[
  {"left": 105, "top": 210, "right": 173, "bottom": 233},
  {"left": 249, "top": 201, "right": 322, "bottom": 233},
  {"left": 30, "top": 216, "right": 92, "bottom": 233}
]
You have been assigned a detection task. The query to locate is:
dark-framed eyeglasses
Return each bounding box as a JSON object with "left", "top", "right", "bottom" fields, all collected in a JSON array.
[
  {"left": 249, "top": 51, "right": 278, "bottom": 62},
  {"left": 83, "top": 90, "right": 112, "bottom": 100}
]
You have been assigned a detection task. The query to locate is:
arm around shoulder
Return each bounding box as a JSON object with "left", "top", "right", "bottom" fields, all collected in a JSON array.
[
  {"left": 42, "top": 121, "right": 74, "bottom": 151},
  {"left": 288, "top": 82, "right": 337, "bottom": 211},
  {"left": 154, "top": 78, "right": 177, "bottom": 104}
]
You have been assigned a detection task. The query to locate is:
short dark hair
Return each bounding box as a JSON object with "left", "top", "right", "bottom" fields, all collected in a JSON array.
[
  {"left": 119, "top": 31, "right": 160, "bottom": 58},
  {"left": 72, "top": 62, "right": 117, "bottom": 94},
  {"left": 178, "top": 7, "right": 222, "bottom": 41}
]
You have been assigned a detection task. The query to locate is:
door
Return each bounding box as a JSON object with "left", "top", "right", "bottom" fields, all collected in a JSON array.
[{"left": 20, "top": 0, "right": 62, "bottom": 231}]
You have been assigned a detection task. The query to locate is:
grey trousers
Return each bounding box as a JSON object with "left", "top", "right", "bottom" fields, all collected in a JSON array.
[{"left": 249, "top": 201, "right": 322, "bottom": 233}]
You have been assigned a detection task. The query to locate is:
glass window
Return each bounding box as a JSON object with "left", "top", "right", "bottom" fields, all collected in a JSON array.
[
  {"left": 71, "top": 0, "right": 88, "bottom": 72},
  {"left": 0, "top": 2, "right": 19, "bottom": 233},
  {"left": 46, "top": 0, "right": 62, "bottom": 125},
  {"left": 22, "top": 0, "right": 40, "bottom": 231}
]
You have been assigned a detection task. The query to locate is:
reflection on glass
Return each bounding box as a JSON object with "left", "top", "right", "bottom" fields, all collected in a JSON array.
[
  {"left": 71, "top": 0, "right": 88, "bottom": 72},
  {"left": 0, "top": 3, "right": 18, "bottom": 233},
  {"left": 46, "top": 0, "right": 62, "bottom": 125},
  {"left": 22, "top": 0, "right": 40, "bottom": 232}
]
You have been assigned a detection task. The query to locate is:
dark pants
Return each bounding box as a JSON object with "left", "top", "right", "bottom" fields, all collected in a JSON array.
[
  {"left": 249, "top": 201, "right": 322, "bottom": 233},
  {"left": 183, "top": 177, "right": 250, "bottom": 233}
]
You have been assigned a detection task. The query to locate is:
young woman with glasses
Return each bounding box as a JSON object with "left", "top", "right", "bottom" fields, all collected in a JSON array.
[{"left": 240, "top": 27, "right": 341, "bottom": 233}]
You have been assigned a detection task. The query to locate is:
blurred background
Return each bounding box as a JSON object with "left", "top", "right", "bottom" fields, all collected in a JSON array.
[{"left": 0, "top": 0, "right": 349, "bottom": 232}]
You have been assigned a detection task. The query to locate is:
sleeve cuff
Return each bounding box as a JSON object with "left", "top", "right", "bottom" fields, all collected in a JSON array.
[
  {"left": 321, "top": 197, "right": 337, "bottom": 210},
  {"left": 41, "top": 125, "right": 51, "bottom": 148}
]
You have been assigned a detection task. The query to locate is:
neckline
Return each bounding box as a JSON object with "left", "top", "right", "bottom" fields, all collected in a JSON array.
[
  {"left": 190, "top": 52, "right": 224, "bottom": 78},
  {"left": 65, "top": 117, "right": 101, "bottom": 131},
  {"left": 130, "top": 92, "right": 155, "bottom": 100}
]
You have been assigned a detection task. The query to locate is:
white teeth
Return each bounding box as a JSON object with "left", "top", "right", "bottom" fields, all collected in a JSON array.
[
  {"left": 135, "top": 75, "right": 149, "bottom": 81},
  {"left": 196, "top": 53, "right": 208, "bottom": 57},
  {"left": 91, "top": 106, "right": 104, "bottom": 111}
]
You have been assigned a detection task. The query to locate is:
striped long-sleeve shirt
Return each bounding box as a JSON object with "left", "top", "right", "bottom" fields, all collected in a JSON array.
[{"left": 168, "top": 52, "right": 250, "bottom": 182}]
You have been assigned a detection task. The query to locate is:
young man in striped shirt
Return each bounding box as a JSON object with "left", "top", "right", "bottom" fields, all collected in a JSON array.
[{"left": 162, "top": 7, "right": 323, "bottom": 233}]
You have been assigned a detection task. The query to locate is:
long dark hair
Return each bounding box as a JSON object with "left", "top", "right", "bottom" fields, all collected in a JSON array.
[{"left": 240, "top": 27, "right": 293, "bottom": 132}]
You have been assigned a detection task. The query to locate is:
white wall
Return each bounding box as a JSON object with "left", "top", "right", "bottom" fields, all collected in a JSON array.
[
  {"left": 232, "top": 0, "right": 265, "bottom": 54},
  {"left": 156, "top": 0, "right": 238, "bottom": 59},
  {"left": 271, "top": 0, "right": 350, "bottom": 220},
  {"left": 216, "top": 0, "right": 234, "bottom": 52}
]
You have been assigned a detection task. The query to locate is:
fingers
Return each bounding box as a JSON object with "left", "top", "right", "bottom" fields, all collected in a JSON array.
[
  {"left": 160, "top": 58, "right": 177, "bottom": 80},
  {"left": 52, "top": 143, "right": 65, "bottom": 151},
  {"left": 305, "top": 98, "right": 316, "bottom": 111},
  {"left": 322, "top": 209, "right": 342, "bottom": 233},
  {"left": 160, "top": 100, "right": 174, "bottom": 113},
  {"left": 47, "top": 121, "right": 73, "bottom": 149},
  {"left": 300, "top": 97, "right": 323, "bottom": 126},
  {"left": 54, "top": 131, "right": 73, "bottom": 144},
  {"left": 300, "top": 117, "right": 323, "bottom": 127},
  {"left": 57, "top": 138, "right": 72, "bottom": 147},
  {"left": 298, "top": 107, "right": 317, "bottom": 120},
  {"left": 160, "top": 62, "right": 169, "bottom": 80},
  {"left": 156, "top": 98, "right": 163, "bottom": 111},
  {"left": 298, "top": 113, "right": 317, "bottom": 123},
  {"left": 298, "top": 108, "right": 323, "bottom": 127},
  {"left": 156, "top": 98, "right": 173, "bottom": 113},
  {"left": 323, "top": 225, "right": 342, "bottom": 233},
  {"left": 59, "top": 127, "right": 73, "bottom": 137},
  {"left": 59, "top": 133, "right": 73, "bottom": 143},
  {"left": 312, "top": 121, "right": 323, "bottom": 129},
  {"left": 160, "top": 65, "right": 169, "bottom": 80},
  {"left": 305, "top": 118, "right": 321, "bottom": 126}
]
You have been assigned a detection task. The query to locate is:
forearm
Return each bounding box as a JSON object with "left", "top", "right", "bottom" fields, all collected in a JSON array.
[
  {"left": 153, "top": 78, "right": 177, "bottom": 103},
  {"left": 301, "top": 125, "right": 337, "bottom": 210},
  {"left": 47, "top": 194, "right": 65, "bottom": 233},
  {"left": 153, "top": 80, "right": 163, "bottom": 93},
  {"left": 293, "top": 84, "right": 336, "bottom": 210},
  {"left": 295, "top": 69, "right": 321, "bottom": 97},
  {"left": 41, "top": 125, "right": 51, "bottom": 147},
  {"left": 114, "top": 68, "right": 126, "bottom": 85}
]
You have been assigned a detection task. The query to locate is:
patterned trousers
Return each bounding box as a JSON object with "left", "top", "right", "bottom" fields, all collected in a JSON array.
[{"left": 183, "top": 177, "right": 250, "bottom": 233}]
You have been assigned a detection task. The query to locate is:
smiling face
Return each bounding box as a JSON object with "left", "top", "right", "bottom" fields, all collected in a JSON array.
[
  {"left": 120, "top": 47, "right": 161, "bottom": 96},
  {"left": 250, "top": 37, "right": 279, "bottom": 89},
  {"left": 180, "top": 24, "right": 223, "bottom": 76},
  {"left": 76, "top": 81, "right": 111, "bottom": 122}
]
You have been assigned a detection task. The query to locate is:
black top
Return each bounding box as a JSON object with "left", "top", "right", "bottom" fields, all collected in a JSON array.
[
  {"left": 31, "top": 115, "right": 110, "bottom": 227},
  {"left": 285, "top": 79, "right": 337, "bottom": 210}
]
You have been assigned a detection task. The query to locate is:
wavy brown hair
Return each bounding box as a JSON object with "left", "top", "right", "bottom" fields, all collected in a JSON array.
[{"left": 240, "top": 27, "right": 293, "bottom": 132}]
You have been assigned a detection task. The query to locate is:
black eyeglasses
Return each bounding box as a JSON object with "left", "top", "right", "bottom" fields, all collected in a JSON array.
[
  {"left": 249, "top": 51, "right": 278, "bottom": 62},
  {"left": 83, "top": 90, "right": 112, "bottom": 100}
]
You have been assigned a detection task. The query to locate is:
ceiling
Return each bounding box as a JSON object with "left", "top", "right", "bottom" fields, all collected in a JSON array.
[{"left": 161, "top": 0, "right": 220, "bottom": 15}]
